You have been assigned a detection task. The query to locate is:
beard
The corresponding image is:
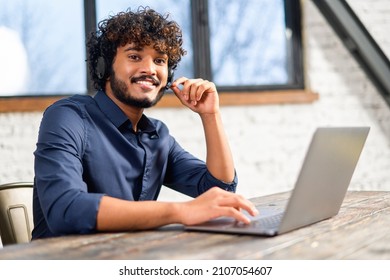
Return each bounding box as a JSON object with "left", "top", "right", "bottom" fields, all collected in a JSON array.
[{"left": 110, "top": 71, "right": 165, "bottom": 108}]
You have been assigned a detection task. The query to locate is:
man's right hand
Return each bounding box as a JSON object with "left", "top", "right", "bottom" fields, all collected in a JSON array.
[{"left": 176, "top": 187, "right": 259, "bottom": 226}]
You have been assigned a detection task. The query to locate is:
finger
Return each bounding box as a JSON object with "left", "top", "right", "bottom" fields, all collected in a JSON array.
[
  {"left": 191, "top": 80, "right": 210, "bottom": 104},
  {"left": 193, "top": 81, "right": 211, "bottom": 103},
  {"left": 218, "top": 195, "right": 259, "bottom": 217},
  {"left": 171, "top": 84, "right": 186, "bottom": 102},
  {"left": 202, "top": 187, "right": 258, "bottom": 217},
  {"left": 171, "top": 81, "right": 194, "bottom": 105},
  {"left": 219, "top": 206, "right": 251, "bottom": 224},
  {"left": 184, "top": 79, "right": 202, "bottom": 104},
  {"left": 171, "top": 77, "right": 189, "bottom": 100},
  {"left": 171, "top": 76, "right": 188, "bottom": 87},
  {"left": 189, "top": 81, "right": 201, "bottom": 105},
  {"left": 175, "top": 78, "right": 206, "bottom": 102}
]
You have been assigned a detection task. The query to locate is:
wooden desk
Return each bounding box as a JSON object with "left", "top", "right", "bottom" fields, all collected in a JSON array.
[{"left": 0, "top": 191, "right": 389, "bottom": 260}]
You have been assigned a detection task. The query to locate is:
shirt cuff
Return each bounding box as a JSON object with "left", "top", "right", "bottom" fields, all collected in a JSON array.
[{"left": 205, "top": 170, "right": 238, "bottom": 193}]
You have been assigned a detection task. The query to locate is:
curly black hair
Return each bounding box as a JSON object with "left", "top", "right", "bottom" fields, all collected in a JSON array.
[{"left": 87, "top": 7, "right": 186, "bottom": 90}]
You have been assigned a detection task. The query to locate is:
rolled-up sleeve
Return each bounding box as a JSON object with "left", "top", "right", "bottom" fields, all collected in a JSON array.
[{"left": 33, "top": 100, "right": 103, "bottom": 236}]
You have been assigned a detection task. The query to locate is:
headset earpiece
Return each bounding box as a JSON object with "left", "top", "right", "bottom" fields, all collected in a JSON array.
[
  {"left": 165, "top": 67, "right": 174, "bottom": 90},
  {"left": 96, "top": 56, "right": 106, "bottom": 80}
]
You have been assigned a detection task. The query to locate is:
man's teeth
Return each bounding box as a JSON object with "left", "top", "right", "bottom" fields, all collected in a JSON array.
[{"left": 136, "top": 81, "right": 154, "bottom": 86}]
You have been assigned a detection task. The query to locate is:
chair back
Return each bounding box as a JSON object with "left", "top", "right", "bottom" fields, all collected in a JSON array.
[{"left": 0, "top": 182, "right": 33, "bottom": 245}]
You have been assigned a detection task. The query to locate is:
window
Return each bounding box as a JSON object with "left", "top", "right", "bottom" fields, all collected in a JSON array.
[
  {"left": 0, "top": 0, "right": 86, "bottom": 96},
  {"left": 0, "top": 0, "right": 316, "bottom": 112},
  {"left": 209, "top": 0, "right": 289, "bottom": 87}
]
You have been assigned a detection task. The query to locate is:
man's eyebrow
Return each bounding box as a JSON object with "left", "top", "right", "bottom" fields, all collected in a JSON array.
[
  {"left": 123, "top": 46, "right": 142, "bottom": 52},
  {"left": 123, "top": 46, "right": 168, "bottom": 56}
]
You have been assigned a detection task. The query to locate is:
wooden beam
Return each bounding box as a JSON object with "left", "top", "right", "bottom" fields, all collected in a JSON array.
[{"left": 0, "top": 90, "right": 319, "bottom": 113}]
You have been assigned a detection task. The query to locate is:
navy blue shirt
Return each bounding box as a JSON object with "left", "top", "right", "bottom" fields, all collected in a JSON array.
[{"left": 32, "top": 91, "right": 237, "bottom": 239}]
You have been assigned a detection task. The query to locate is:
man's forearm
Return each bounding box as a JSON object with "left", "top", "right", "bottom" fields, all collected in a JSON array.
[
  {"left": 96, "top": 196, "right": 181, "bottom": 231},
  {"left": 200, "top": 111, "right": 235, "bottom": 183}
]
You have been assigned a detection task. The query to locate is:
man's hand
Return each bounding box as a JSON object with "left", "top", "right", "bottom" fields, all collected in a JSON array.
[
  {"left": 177, "top": 187, "right": 259, "bottom": 226},
  {"left": 170, "top": 77, "right": 219, "bottom": 114}
]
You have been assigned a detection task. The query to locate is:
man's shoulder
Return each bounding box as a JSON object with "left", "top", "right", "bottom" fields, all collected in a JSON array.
[
  {"left": 39, "top": 95, "right": 96, "bottom": 125},
  {"left": 52, "top": 94, "right": 94, "bottom": 107},
  {"left": 45, "top": 95, "right": 94, "bottom": 113}
]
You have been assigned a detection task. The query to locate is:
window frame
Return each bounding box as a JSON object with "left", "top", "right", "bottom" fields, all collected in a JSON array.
[{"left": 0, "top": 0, "right": 318, "bottom": 113}]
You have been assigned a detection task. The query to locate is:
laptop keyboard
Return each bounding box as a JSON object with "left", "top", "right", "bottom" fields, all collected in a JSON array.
[{"left": 248, "top": 212, "right": 284, "bottom": 230}]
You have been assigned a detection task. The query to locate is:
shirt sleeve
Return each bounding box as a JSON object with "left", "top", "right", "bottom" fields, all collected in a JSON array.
[
  {"left": 34, "top": 99, "right": 103, "bottom": 235},
  {"left": 163, "top": 137, "right": 238, "bottom": 198}
]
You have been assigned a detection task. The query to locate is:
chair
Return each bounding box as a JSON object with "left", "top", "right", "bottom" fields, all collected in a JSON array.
[{"left": 0, "top": 182, "right": 33, "bottom": 246}]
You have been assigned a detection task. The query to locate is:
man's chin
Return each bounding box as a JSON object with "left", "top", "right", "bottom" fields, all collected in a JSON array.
[
  {"left": 123, "top": 90, "right": 165, "bottom": 108},
  {"left": 146, "top": 89, "right": 166, "bottom": 107}
]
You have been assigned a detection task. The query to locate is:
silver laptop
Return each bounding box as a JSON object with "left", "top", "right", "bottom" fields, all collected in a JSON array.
[{"left": 185, "top": 127, "right": 370, "bottom": 236}]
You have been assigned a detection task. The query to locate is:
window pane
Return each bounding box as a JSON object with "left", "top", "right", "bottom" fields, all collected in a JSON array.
[
  {"left": 96, "top": 0, "right": 194, "bottom": 79},
  {"left": 209, "top": 0, "right": 288, "bottom": 87},
  {"left": 0, "top": 0, "right": 86, "bottom": 96}
]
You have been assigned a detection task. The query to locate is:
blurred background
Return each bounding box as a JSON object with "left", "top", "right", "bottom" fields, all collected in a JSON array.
[{"left": 0, "top": 0, "right": 389, "bottom": 201}]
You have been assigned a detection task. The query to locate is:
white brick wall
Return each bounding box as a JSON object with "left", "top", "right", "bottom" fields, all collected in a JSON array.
[
  {"left": 1, "top": 0, "right": 390, "bottom": 202},
  {"left": 0, "top": 113, "right": 41, "bottom": 183},
  {"left": 347, "top": 0, "right": 390, "bottom": 59}
]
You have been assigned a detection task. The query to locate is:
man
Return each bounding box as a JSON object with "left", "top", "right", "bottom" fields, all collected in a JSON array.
[{"left": 32, "top": 7, "right": 257, "bottom": 239}]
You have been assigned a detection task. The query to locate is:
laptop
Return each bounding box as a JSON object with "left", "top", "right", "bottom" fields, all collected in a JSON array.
[{"left": 185, "top": 127, "right": 370, "bottom": 236}]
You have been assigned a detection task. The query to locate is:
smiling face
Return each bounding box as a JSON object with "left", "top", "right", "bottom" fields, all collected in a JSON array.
[{"left": 106, "top": 43, "right": 169, "bottom": 108}]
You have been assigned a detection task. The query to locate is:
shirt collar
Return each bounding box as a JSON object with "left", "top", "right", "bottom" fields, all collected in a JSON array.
[{"left": 93, "top": 91, "right": 158, "bottom": 134}]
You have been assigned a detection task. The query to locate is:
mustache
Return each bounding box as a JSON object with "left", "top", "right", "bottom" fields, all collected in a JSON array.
[{"left": 131, "top": 75, "right": 160, "bottom": 86}]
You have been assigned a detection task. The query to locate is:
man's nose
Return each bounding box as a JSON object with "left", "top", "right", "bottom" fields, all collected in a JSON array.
[{"left": 139, "top": 58, "right": 156, "bottom": 75}]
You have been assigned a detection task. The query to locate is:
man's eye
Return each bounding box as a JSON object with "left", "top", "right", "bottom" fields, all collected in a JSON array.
[
  {"left": 128, "top": 55, "right": 139, "bottom": 60},
  {"left": 155, "top": 58, "right": 167, "bottom": 65}
]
